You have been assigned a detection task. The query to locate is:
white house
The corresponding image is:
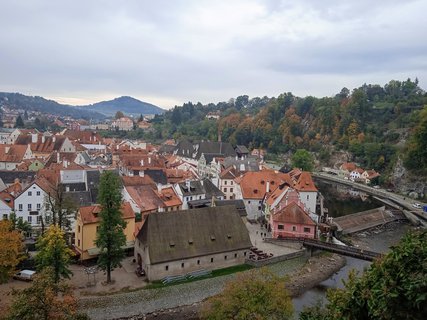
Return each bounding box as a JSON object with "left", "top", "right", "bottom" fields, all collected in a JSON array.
[
  {"left": 13, "top": 178, "right": 53, "bottom": 234},
  {"left": 0, "top": 194, "right": 13, "bottom": 220}
]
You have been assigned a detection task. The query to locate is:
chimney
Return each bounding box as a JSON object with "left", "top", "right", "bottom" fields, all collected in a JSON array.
[
  {"left": 52, "top": 136, "right": 56, "bottom": 142},
  {"left": 185, "top": 179, "right": 190, "bottom": 189},
  {"left": 64, "top": 160, "right": 68, "bottom": 168},
  {"left": 266, "top": 181, "right": 270, "bottom": 193},
  {"left": 90, "top": 136, "right": 92, "bottom": 142},
  {"left": 41, "top": 136, "right": 45, "bottom": 143},
  {"left": 5, "top": 146, "right": 10, "bottom": 153},
  {"left": 56, "top": 152, "right": 60, "bottom": 163},
  {"left": 31, "top": 134, "right": 37, "bottom": 143},
  {"left": 94, "top": 135, "right": 97, "bottom": 142},
  {"left": 140, "top": 159, "right": 144, "bottom": 166},
  {"left": 148, "top": 157, "right": 151, "bottom": 164}
]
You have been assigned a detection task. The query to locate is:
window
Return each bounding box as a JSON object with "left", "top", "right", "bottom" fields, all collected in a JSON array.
[
  {"left": 234, "top": 253, "right": 237, "bottom": 258},
  {"left": 224, "top": 181, "right": 227, "bottom": 185},
  {"left": 37, "top": 216, "right": 42, "bottom": 224},
  {"left": 28, "top": 191, "right": 32, "bottom": 196},
  {"left": 292, "top": 226, "right": 297, "bottom": 232},
  {"left": 307, "top": 195, "right": 309, "bottom": 200},
  {"left": 36, "top": 191, "right": 41, "bottom": 196},
  {"left": 248, "top": 201, "right": 251, "bottom": 204},
  {"left": 96, "top": 226, "right": 100, "bottom": 232},
  {"left": 231, "top": 181, "right": 233, "bottom": 185},
  {"left": 78, "top": 225, "right": 81, "bottom": 233},
  {"left": 258, "top": 206, "right": 261, "bottom": 211},
  {"left": 278, "top": 224, "right": 284, "bottom": 230},
  {"left": 181, "top": 262, "right": 184, "bottom": 268},
  {"left": 304, "top": 227, "right": 311, "bottom": 233},
  {"left": 224, "top": 188, "right": 227, "bottom": 192},
  {"left": 230, "top": 188, "right": 233, "bottom": 193},
  {"left": 28, "top": 204, "right": 32, "bottom": 210},
  {"left": 37, "top": 203, "right": 41, "bottom": 210},
  {"left": 18, "top": 204, "right": 23, "bottom": 211},
  {"left": 165, "top": 265, "right": 169, "bottom": 271},
  {"left": 244, "top": 251, "right": 247, "bottom": 257},
  {"left": 2, "top": 214, "right": 7, "bottom": 220},
  {"left": 210, "top": 257, "right": 214, "bottom": 263},
  {"left": 197, "top": 260, "right": 200, "bottom": 265},
  {"left": 78, "top": 239, "right": 80, "bottom": 247},
  {"left": 27, "top": 216, "right": 32, "bottom": 223},
  {"left": 224, "top": 255, "right": 227, "bottom": 260}
]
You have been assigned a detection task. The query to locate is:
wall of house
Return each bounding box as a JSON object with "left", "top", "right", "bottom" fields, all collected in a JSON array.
[
  {"left": 60, "top": 169, "right": 86, "bottom": 184},
  {"left": 14, "top": 184, "right": 48, "bottom": 230},
  {"left": 76, "top": 217, "right": 135, "bottom": 261},
  {"left": 299, "top": 191, "right": 318, "bottom": 222},
  {"left": 271, "top": 222, "right": 315, "bottom": 239},
  {"left": 60, "top": 138, "right": 76, "bottom": 153},
  {"left": 0, "top": 162, "right": 18, "bottom": 171},
  {"left": 243, "top": 198, "right": 263, "bottom": 221},
  {"left": 219, "top": 178, "right": 237, "bottom": 200},
  {"left": 135, "top": 242, "right": 249, "bottom": 281},
  {"left": 0, "top": 201, "right": 12, "bottom": 219}
]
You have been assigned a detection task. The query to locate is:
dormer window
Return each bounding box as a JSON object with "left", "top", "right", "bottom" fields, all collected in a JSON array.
[
  {"left": 188, "top": 239, "right": 193, "bottom": 245},
  {"left": 210, "top": 235, "right": 216, "bottom": 241},
  {"left": 169, "top": 241, "right": 175, "bottom": 247},
  {"left": 227, "top": 234, "right": 232, "bottom": 239}
]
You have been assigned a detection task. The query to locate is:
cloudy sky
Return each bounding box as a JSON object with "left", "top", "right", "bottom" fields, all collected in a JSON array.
[{"left": 1, "top": 0, "right": 426, "bottom": 109}]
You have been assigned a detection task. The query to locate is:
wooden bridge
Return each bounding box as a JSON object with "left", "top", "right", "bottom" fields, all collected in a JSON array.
[{"left": 271, "top": 237, "right": 382, "bottom": 261}]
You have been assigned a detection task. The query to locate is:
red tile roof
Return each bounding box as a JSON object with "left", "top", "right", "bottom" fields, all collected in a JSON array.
[
  {"left": 236, "top": 170, "right": 293, "bottom": 199},
  {"left": 294, "top": 172, "right": 317, "bottom": 192},
  {"left": 273, "top": 202, "right": 315, "bottom": 226},
  {"left": 79, "top": 202, "right": 135, "bottom": 225},
  {"left": 0, "top": 145, "right": 28, "bottom": 162},
  {"left": 340, "top": 162, "right": 357, "bottom": 172}
]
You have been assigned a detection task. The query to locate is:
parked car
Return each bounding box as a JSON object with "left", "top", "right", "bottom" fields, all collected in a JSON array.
[
  {"left": 412, "top": 203, "right": 421, "bottom": 209},
  {"left": 13, "top": 270, "right": 36, "bottom": 281}
]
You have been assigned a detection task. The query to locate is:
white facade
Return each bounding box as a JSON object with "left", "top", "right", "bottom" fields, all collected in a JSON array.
[
  {"left": 219, "top": 178, "right": 237, "bottom": 200},
  {"left": 13, "top": 183, "right": 48, "bottom": 229},
  {"left": 0, "top": 199, "right": 12, "bottom": 219},
  {"left": 59, "top": 137, "right": 76, "bottom": 153},
  {"left": 60, "top": 168, "right": 86, "bottom": 184},
  {"left": 298, "top": 191, "right": 318, "bottom": 223}
]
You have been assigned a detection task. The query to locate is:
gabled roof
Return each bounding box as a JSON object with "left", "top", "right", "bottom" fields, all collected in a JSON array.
[
  {"left": 202, "top": 178, "right": 224, "bottom": 199},
  {"left": 126, "top": 185, "right": 164, "bottom": 213},
  {"left": 0, "top": 191, "right": 14, "bottom": 209},
  {"left": 294, "top": 172, "right": 318, "bottom": 192},
  {"left": 214, "top": 199, "right": 247, "bottom": 217},
  {"left": 121, "top": 175, "right": 156, "bottom": 188},
  {"left": 137, "top": 206, "right": 252, "bottom": 264},
  {"left": 79, "top": 202, "right": 135, "bottom": 225},
  {"left": 340, "top": 162, "right": 357, "bottom": 172},
  {"left": 273, "top": 201, "right": 316, "bottom": 226},
  {"left": 0, "top": 144, "right": 29, "bottom": 163},
  {"left": 237, "top": 170, "right": 293, "bottom": 199}
]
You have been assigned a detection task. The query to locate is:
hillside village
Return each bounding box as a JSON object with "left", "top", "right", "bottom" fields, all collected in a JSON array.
[{"left": 0, "top": 123, "right": 325, "bottom": 282}]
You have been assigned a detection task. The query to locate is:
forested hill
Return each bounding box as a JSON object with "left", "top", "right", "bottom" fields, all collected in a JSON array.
[
  {"left": 150, "top": 78, "right": 427, "bottom": 177},
  {"left": 0, "top": 92, "right": 105, "bottom": 120}
]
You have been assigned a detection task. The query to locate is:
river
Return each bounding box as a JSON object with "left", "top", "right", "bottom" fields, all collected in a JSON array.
[{"left": 292, "top": 180, "right": 414, "bottom": 315}]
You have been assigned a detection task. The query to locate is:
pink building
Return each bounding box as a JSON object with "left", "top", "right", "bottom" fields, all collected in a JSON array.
[{"left": 270, "top": 201, "right": 316, "bottom": 239}]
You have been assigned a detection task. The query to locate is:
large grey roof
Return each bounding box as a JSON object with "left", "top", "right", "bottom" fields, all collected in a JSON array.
[
  {"left": 137, "top": 205, "right": 252, "bottom": 264},
  {"left": 174, "top": 140, "right": 236, "bottom": 160},
  {"left": 0, "top": 171, "right": 36, "bottom": 185},
  {"left": 202, "top": 178, "right": 224, "bottom": 199},
  {"left": 214, "top": 199, "right": 247, "bottom": 217}
]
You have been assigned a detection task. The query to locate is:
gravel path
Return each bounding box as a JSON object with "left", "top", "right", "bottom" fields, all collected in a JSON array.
[{"left": 80, "top": 256, "right": 307, "bottom": 320}]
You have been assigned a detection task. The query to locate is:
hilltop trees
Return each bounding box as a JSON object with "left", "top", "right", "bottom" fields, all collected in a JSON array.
[
  {"left": 95, "top": 171, "right": 126, "bottom": 284},
  {"left": 115, "top": 111, "right": 124, "bottom": 119},
  {"left": 202, "top": 268, "right": 293, "bottom": 320},
  {"left": 0, "top": 220, "right": 24, "bottom": 283},
  {"left": 404, "top": 106, "right": 427, "bottom": 173}
]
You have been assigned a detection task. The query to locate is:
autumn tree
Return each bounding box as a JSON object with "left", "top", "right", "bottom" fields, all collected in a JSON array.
[
  {"left": 36, "top": 225, "right": 73, "bottom": 284},
  {"left": 6, "top": 268, "right": 89, "bottom": 320},
  {"left": 300, "top": 230, "right": 427, "bottom": 319},
  {"left": 0, "top": 220, "right": 24, "bottom": 283},
  {"left": 201, "top": 268, "right": 294, "bottom": 320},
  {"left": 95, "top": 171, "right": 126, "bottom": 284},
  {"left": 291, "top": 149, "right": 314, "bottom": 172}
]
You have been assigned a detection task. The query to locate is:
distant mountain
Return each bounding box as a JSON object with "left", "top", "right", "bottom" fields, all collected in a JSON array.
[
  {"left": 79, "top": 96, "right": 165, "bottom": 117},
  {"left": 0, "top": 92, "right": 105, "bottom": 120}
]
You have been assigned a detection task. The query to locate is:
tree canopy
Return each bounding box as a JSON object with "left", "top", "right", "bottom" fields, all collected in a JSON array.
[
  {"left": 95, "top": 171, "right": 127, "bottom": 284},
  {"left": 115, "top": 111, "right": 125, "bottom": 119},
  {"left": 0, "top": 220, "right": 24, "bottom": 283},
  {"left": 300, "top": 230, "right": 427, "bottom": 320},
  {"left": 202, "top": 268, "right": 294, "bottom": 320},
  {"left": 36, "top": 225, "right": 74, "bottom": 283},
  {"left": 292, "top": 149, "right": 314, "bottom": 172}
]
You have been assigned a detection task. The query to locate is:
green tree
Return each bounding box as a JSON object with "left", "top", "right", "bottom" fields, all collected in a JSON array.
[
  {"left": 15, "top": 115, "right": 24, "bottom": 128},
  {"left": 115, "top": 111, "right": 124, "bottom": 119},
  {"left": 0, "top": 220, "right": 24, "bottom": 283},
  {"left": 95, "top": 171, "right": 126, "bottom": 284},
  {"left": 6, "top": 268, "right": 89, "bottom": 320},
  {"left": 35, "top": 225, "right": 73, "bottom": 284},
  {"left": 291, "top": 149, "right": 314, "bottom": 171},
  {"left": 202, "top": 268, "right": 293, "bottom": 320},
  {"left": 405, "top": 106, "right": 427, "bottom": 173},
  {"left": 8, "top": 211, "right": 32, "bottom": 234},
  {"left": 300, "top": 230, "right": 427, "bottom": 320}
]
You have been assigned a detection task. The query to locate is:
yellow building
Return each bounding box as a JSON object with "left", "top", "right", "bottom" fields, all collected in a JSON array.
[{"left": 74, "top": 202, "right": 135, "bottom": 261}]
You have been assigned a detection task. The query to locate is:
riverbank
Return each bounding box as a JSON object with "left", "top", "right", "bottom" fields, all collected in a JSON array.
[{"left": 108, "top": 253, "right": 345, "bottom": 320}]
